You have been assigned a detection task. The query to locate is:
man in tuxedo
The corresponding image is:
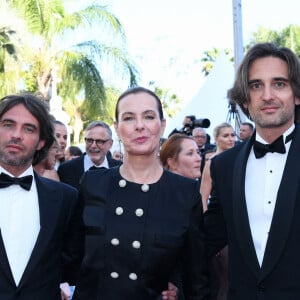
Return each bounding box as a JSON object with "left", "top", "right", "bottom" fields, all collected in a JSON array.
[
  {"left": 0, "top": 94, "right": 83, "bottom": 299},
  {"left": 205, "top": 43, "right": 300, "bottom": 299},
  {"left": 58, "top": 121, "right": 122, "bottom": 190}
]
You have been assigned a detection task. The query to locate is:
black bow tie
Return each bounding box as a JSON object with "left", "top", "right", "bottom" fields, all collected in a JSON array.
[
  {"left": 89, "top": 166, "right": 107, "bottom": 171},
  {"left": 0, "top": 173, "right": 33, "bottom": 191},
  {"left": 253, "top": 131, "right": 294, "bottom": 159}
]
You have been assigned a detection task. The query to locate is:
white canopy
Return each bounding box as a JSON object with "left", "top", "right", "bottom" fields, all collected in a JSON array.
[{"left": 164, "top": 51, "right": 240, "bottom": 141}]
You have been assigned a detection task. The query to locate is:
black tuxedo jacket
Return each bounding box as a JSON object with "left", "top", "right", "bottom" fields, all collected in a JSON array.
[
  {"left": 57, "top": 153, "right": 122, "bottom": 190},
  {"left": 0, "top": 173, "right": 84, "bottom": 300},
  {"left": 205, "top": 126, "right": 300, "bottom": 300}
]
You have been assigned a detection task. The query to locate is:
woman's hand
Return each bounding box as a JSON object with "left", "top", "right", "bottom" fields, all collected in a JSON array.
[
  {"left": 60, "top": 282, "right": 71, "bottom": 300},
  {"left": 161, "top": 282, "right": 178, "bottom": 300}
]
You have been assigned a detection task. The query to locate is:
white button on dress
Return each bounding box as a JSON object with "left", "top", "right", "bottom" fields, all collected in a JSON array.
[
  {"left": 135, "top": 208, "right": 144, "bottom": 217},
  {"left": 115, "top": 207, "right": 124, "bottom": 215},
  {"left": 111, "top": 238, "right": 120, "bottom": 246},
  {"left": 132, "top": 240, "right": 141, "bottom": 249},
  {"left": 111, "top": 272, "right": 119, "bottom": 279},
  {"left": 129, "top": 273, "right": 137, "bottom": 280}
]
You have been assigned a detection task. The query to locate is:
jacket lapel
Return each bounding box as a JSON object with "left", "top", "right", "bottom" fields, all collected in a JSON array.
[
  {"left": 0, "top": 231, "right": 16, "bottom": 286},
  {"left": 18, "top": 173, "right": 62, "bottom": 288},
  {"left": 232, "top": 134, "right": 260, "bottom": 277},
  {"left": 260, "top": 126, "right": 300, "bottom": 279}
]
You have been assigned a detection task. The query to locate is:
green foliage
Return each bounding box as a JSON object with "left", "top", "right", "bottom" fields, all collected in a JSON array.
[
  {"left": 201, "top": 48, "right": 233, "bottom": 76},
  {"left": 151, "top": 84, "right": 182, "bottom": 118},
  {"left": 248, "top": 24, "right": 300, "bottom": 57}
]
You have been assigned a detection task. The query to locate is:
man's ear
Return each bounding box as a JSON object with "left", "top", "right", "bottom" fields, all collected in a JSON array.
[{"left": 37, "top": 140, "right": 45, "bottom": 151}]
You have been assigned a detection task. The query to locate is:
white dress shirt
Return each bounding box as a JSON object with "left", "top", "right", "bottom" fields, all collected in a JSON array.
[
  {"left": 245, "top": 125, "right": 294, "bottom": 266},
  {"left": 0, "top": 166, "right": 40, "bottom": 285},
  {"left": 84, "top": 154, "right": 109, "bottom": 171}
]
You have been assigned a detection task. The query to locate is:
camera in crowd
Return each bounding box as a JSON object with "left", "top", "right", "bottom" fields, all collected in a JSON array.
[
  {"left": 183, "top": 118, "right": 210, "bottom": 130},
  {"left": 181, "top": 115, "right": 210, "bottom": 135},
  {"left": 168, "top": 115, "right": 211, "bottom": 137}
]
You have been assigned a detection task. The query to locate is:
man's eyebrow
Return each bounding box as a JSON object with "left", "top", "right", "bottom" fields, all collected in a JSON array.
[{"left": 0, "top": 119, "right": 38, "bottom": 129}]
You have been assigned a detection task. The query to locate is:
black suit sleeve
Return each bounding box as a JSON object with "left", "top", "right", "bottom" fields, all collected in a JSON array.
[
  {"left": 61, "top": 186, "right": 84, "bottom": 284},
  {"left": 204, "top": 157, "right": 227, "bottom": 257}
]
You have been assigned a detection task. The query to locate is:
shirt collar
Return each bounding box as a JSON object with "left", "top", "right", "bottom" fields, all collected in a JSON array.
[
  {"left": 84, "top": 154, "right": 109, "bottom": 171},
  {"left": 255, "top": 124, "right": 295, "bottom": 144}
]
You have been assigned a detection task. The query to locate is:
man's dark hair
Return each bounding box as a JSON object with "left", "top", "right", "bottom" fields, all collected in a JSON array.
[
  {"left": 241, "top": 122, "right": 254, "bottom": 130},
  {"left": 228, "top": 43, "right": 300, "bottom": 118},
  {"left": 0, "top": 93, "right": 55, "bottom": 165}
]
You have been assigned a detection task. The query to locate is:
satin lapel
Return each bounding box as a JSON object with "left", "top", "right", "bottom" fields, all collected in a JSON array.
[
  {"left": 232, "top": 134, "right": 260, "bottom": 277},
  {"left": 18, "top": 174, "right": 62, "bottom": 288},
  {"left": 260, "top": 126, "right": 300, "bottom": 280},
  {"left": 0, "top": 231, "right": 16, "bottom": 286}
]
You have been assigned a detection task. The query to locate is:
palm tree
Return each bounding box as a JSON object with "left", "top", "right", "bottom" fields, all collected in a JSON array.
[
  {"left": 9, "top": 0, "right": 138, "bottom": 142},
  {"left": 0, "top": 0, "right": 29, "bottom": 96}
]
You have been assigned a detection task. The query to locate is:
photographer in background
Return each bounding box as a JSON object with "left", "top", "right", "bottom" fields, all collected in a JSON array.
[
  {"left": 169, "top": 115, "right": 196, "bottom": 136},
  {"left": 169, "top": 115, "right": 210, "bottom": 137}
]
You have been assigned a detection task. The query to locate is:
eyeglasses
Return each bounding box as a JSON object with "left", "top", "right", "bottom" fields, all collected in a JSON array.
[
  {"left": 84, "top": 138, "right": 111, "bottom": 146},
  {"left": 193, "top": 135, "right": 206, "bottom": 139}
]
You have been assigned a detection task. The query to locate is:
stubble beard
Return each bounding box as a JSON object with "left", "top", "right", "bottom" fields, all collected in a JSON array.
[
  {"left": 0, "top": 149, "right": 35, "bottom": 167},
  {"left": 252, "top": 110, "right": 294, "bottom": 129}
]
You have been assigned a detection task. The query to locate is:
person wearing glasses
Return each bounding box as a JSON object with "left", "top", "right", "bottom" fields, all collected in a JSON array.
[{"left": 58, "top": 121, "right": 122, "bottom": 190}]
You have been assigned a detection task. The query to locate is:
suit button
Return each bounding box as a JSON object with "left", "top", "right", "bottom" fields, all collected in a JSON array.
[
  {"left": 129, "top": 273, "right": 137, "bottom": 280},
  {"left": 111, "top": 272, "right": 119, "bottom": 279},
  {"left": 111, "top": 238, "right": 120, "bottom": 246},
  {"left": 258, "top": 284, "right": 265, "bottom": 292}
]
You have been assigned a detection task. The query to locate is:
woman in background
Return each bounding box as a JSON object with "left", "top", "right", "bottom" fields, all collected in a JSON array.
[
  {"left": 200, "top": 123, "right": 235, "bottom": 211},
  {"left": 200, "top": 122, "right": 235, "bottom": 300},
  {"left": 54, "top": 120, "right": 68, "bottom": 168},
  {"left": 73, "top": 86, "right": 208, "bottom": 300},
  {"left": 160, "top": 133, "right": 201, "bottom": 179}
]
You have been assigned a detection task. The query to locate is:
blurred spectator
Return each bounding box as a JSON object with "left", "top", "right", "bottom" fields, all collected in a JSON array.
[
  {"left": 58, "top": 121, "right": 122, "bottom": 190},
  {"left": 192, "top": 127, "right": 215, "bottom": 154},
  {"left": 65, "top": 146, "right": 83, "bottom": 161},
  {"left": 54, "top": 120, "right": 68, "bottom": 167},
  {"left": 33, "top": 140, "right": 60, "bottom": 181},
  {"left": 112, "top": 150, "right": 123, "bottom": 161},
  {"left": 168, "top": 115, "right": 196, "bottom": 137},
  {"left": 239, "top": 122, "right": 254, "bottom": 141},
  {"left": 160, "top": 133, "right": 201, "bottom": 179}
]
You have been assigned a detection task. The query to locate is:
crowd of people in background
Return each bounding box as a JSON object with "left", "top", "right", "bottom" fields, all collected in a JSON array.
[{"left": 2, "top": 42, "right": 300, "bottom": 300}]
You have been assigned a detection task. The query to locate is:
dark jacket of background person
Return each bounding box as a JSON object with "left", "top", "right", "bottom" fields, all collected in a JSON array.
[
  {"left": 0, "top": 173, "right": 84, "bottom": 300},
  {"left": 57, "top": 153, "right": 122, "bottom": 190},
  {"left": 72, "top": 167, "right": 208, "bottom": 300},
  {"left": 204, "top": 128, "right": 300, "bottom": 300}
]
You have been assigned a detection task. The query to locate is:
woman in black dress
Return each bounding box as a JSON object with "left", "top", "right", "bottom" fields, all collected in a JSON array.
[{"left": 73, "top": 86, "right": 208, "bottom": 300}]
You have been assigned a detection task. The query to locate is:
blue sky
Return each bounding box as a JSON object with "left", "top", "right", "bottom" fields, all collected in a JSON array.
[{"left": 65, "top": 0, "right": 300, "bottom": 101}]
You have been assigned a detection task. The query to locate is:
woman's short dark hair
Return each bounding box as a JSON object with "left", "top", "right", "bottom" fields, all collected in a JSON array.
[
  {"left": 0, "top": 93, "right": 55, "bottom": 165},
  {"left": 115, "top": 86, "right": 164, "bottom": 122}
]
